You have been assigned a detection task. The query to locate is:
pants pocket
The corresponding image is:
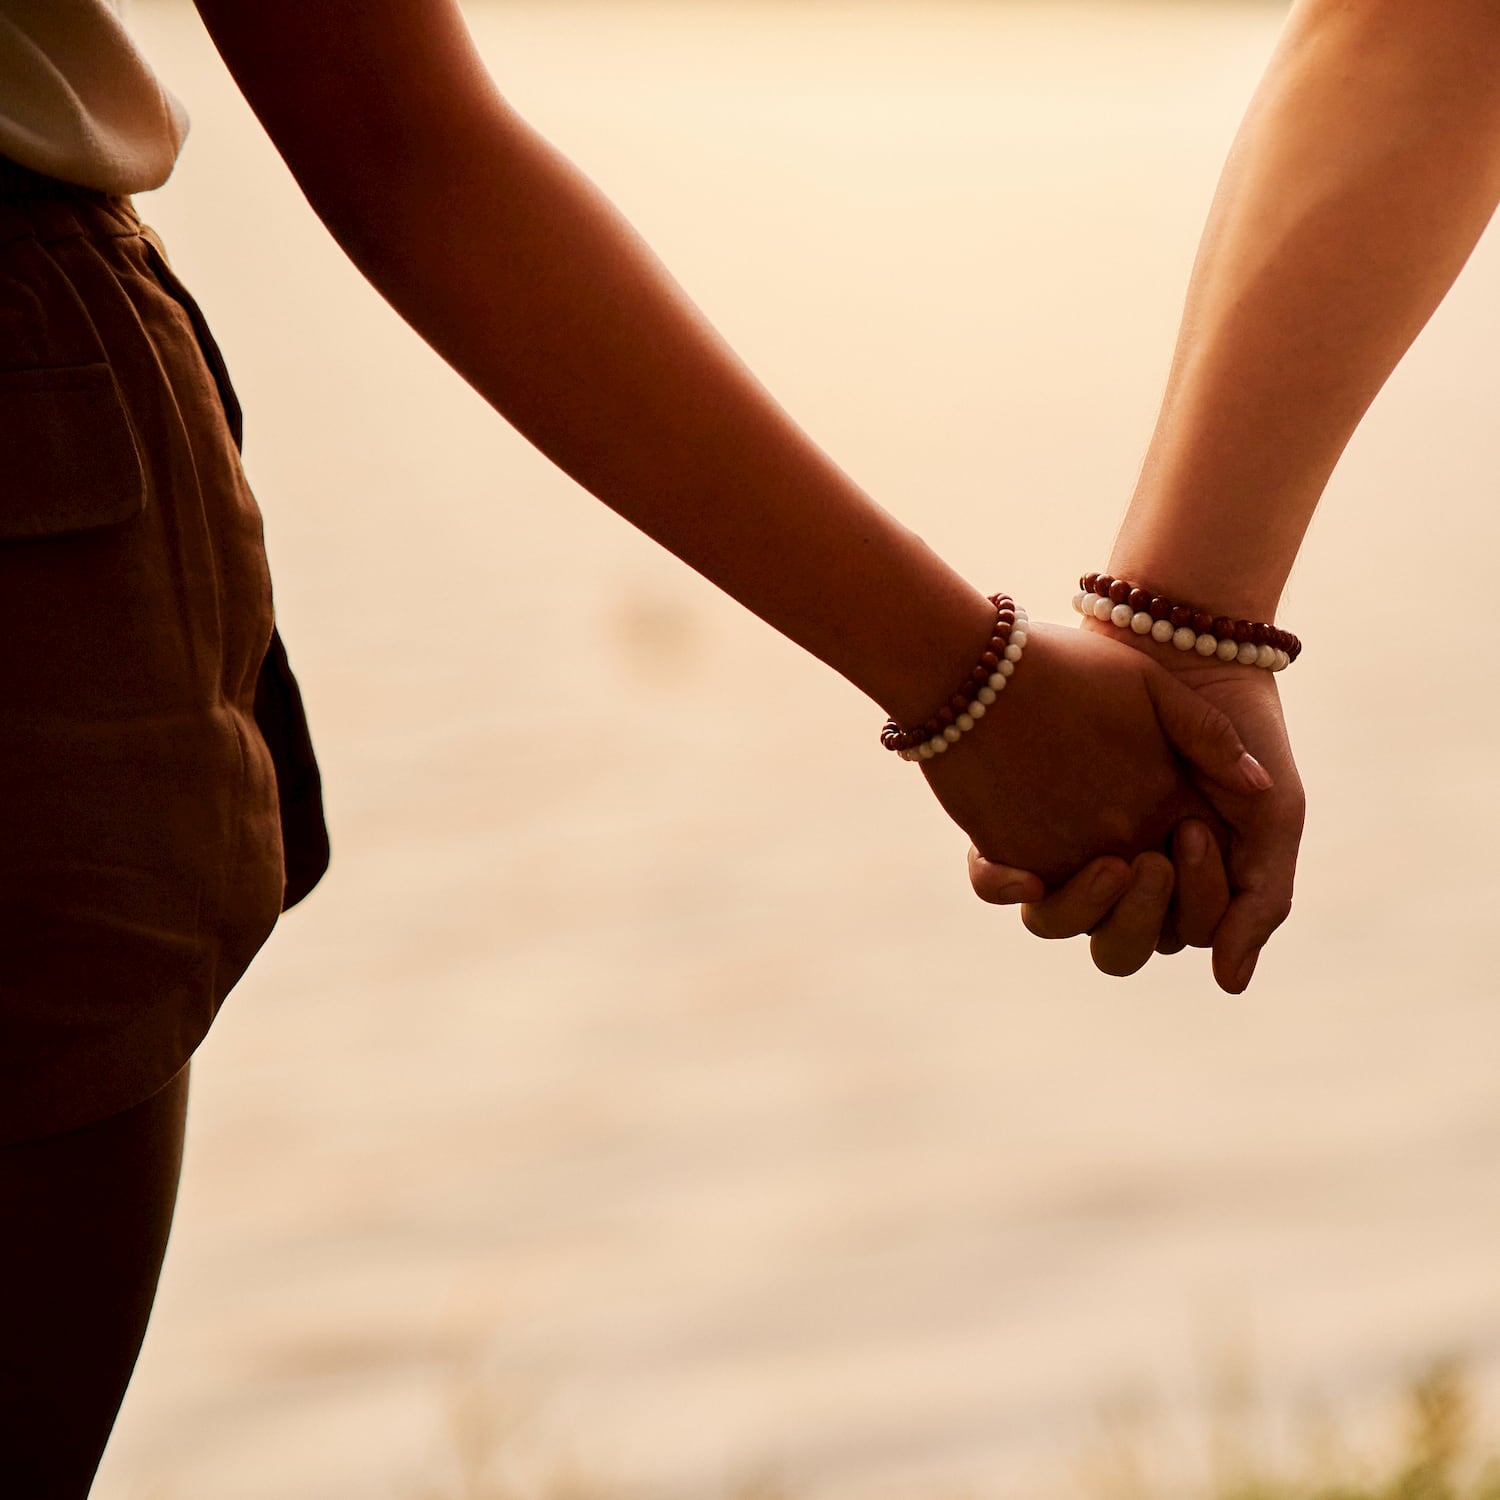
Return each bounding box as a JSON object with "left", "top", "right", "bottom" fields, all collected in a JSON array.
[{"left": 0, "top": 363, "right": 145, "bottom": 539}]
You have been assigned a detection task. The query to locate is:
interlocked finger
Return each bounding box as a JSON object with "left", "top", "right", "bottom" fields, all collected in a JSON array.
[
  {"left": 1170, "top": 818, "right": 1231, "bottom": 949},
  {"left": 1088, "top": 852, "right": 1176, "bottom": 977},
  {"left": 1017, "top": 856, "right": 1132, "bottom": 941}
]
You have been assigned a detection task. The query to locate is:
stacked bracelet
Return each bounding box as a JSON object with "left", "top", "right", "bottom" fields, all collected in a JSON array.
[
  {"left": 880, "top": 593, "right": 1028, "bottom": 761},
  {"left": 1072, "top": 572, "right": 1300, "bottom": 671}
]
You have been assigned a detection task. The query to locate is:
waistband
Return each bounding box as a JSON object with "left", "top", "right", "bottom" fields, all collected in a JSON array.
[{"left": 0, "top": 155, "right": 142, "bottom": 245}]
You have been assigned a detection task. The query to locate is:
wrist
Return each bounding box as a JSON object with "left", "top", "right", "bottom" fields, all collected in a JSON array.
[
  {"left": 1107, "top": 515, "right": 1290, "bottom": 625},
  {"left": 1104, "top": 552, "right": 1286, "bottom": 626},
  {"left": 860, "top": 578, "right": 1002, "bottom": 727}
]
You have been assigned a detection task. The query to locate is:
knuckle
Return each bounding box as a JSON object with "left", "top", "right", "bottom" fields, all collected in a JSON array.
[
  {"left": 1094, "top": 804, "right": 1138, "bottom": 849},
  {"left": 1090, "top": 935, "right": 1151, "bottom": 978},
  {"left": 1022, "top": 904, "right": 1075, "bottom": 941},
  {"left": 1021, "top": 904, "right": 1054, "bottom": 939},
  {"left": 1197, "top": 701, "right": 1237, "bottom": 750}
]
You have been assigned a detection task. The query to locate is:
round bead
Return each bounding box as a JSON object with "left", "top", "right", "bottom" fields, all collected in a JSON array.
[
  {"left": 988, "top": 672, "right": 1007, "bottom": 691},
  {"left": 1212, "top": 617, "right": 1234, "bottom": 640},
  {"left": 1004, "top": 643, "right": 1023, "bottom": 662},
  {"left": 1108, "top": 580, "right": 1132, "bottom": 604},
  {"left": 1173, "top": 626, "right": 1196, "bottom": 651},
  {"left": 1215, "top": 637, "right": 1240, "bottom": 662},
  {"left": 998, "top": 659, "right": 1015, "bottom": 676},
  {"left": 942, "top": 725, "right": 962, "bottom": 744},
  {"left": 1233, "top": 620, "right": 1253, "bottom": 645},
  {"left": 980, "top": 651, "right": 1000, "bottom": 669},
  {"left": 1010, "top": 630, "right": 1028, "bottom": 649},
  {"left": 1255, "top": 644, "right": 1276, "bottom": 669},
  {"left": 1079, "top": 593, "right": 1098, "bottom": 617},
  {"left": 1110, "top": 602, "right": 1134, "bottom": 628},
  {"left": 1150, "top": 618, "right": 1175, "bottom": 644},
  {"left": 930, "top": 735, "right": 950, "bottom": 753},
  {"left": 1195, "top": 633, "right": 1219, "bottom": 657},
  {"left": 1274, "top": 650, "right": 1289, "bottom": 671},
  {"left": 1095, "top": 575, "right": 1114, "bottom": 595},
  {"left": 1170, "top": 605, "right": 1193, "bottom": 628},
  {"left": 938, "top": 707, "right": 955, "bottom": 726},
  {"left": 967, "top": 700, "right": 986, "bottom": 719},
  {"left": 917, "top": 742, "right": 934, "bottom": 760},
  {"left": 1149, "top": 596, "right": 1171, "bottom": 621},
  {"left": 1130, "top": 611, "right": 1153, "bottom": 635},
  {"left": 977, "top": 686, "right": 997, "bottom": 705},
  {"left": 1072, "top": 591, "right": 1087, "bottom": 615},
  {"left": 1236, "top": 642, "right": 1259, "bottom": 665},
  {"left": 971, "top": 666, "right": 990, "bottom": 685},
  {"left": 1128, "top": 588, "right": 1151, "bottom": 611},
  {"left": 956, "top": 713, "right": 974, "bottom": 732},
  {"left": 1192, "top": 610, "right": 1215, "bottom": 634},
  {"left": 950, "top": 693, "right": 970, "bottom": 713}
]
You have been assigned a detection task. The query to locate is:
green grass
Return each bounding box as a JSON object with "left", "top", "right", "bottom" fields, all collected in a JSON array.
[
  {"left": 408, "top": 1360, "right": 1500, "bottom": 1500},
  {"left": 1207, "top": 1363, "right": 1500, "bottom": 1500}
]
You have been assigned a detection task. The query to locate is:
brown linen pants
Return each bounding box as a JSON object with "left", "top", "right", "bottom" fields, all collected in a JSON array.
[
  {"left": 0, "top": 158, "right": 330, "bottom": 1144},
  {"left": 0, "top": 155, "right": 331, "bottom": 1492}
]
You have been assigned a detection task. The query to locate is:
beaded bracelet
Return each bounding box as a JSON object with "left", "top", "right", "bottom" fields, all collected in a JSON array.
[
  {"left": 1072, "top": 572, "right": 1300, "bottom": 671},
  {"left": 880, "top": 593, "right": 1028, "bottom": 761}
]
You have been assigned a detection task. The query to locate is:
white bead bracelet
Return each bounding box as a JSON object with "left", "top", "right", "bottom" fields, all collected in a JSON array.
[
  {"left": 1071, "top": 590, "right": 1291, "bottom": 671},
  {"left": 880, "top": 595, "right": 1030, "bottom": 761}
]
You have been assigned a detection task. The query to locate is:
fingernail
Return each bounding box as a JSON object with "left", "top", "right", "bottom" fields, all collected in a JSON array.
[
  {"left": 1180, "top": 823, "right": 1208, "bottom": 866},
  {"left": 1090, "top": 866, "right": 1124, "bottom": 901},
  {"left": 1234, "top": 951, "right": 1260, "bottom": 992},
  {"left": 1238, "top": 753, "right": 1273, "bottom": 792},
  {"left": 994, "top": 880, "right": 1032, "bottom": 903}
]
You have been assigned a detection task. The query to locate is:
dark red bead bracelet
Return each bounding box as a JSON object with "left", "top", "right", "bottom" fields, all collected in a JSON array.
[
  {"left": 1076, "top": 571, "right": 1301, "bottom": 666},
  {"left": 880, "top": 593, "right": 1028, "bottom": 760}
]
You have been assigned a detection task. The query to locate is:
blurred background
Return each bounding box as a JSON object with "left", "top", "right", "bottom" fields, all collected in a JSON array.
[{"left": 98, "top": 2, "right": 1500, "bottom": 1496}]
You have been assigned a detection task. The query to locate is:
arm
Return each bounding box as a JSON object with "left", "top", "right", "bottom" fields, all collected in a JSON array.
[
  {"left": 192, "top": 0, "right": 1268, "bottom": 972},
  {"left": 193, "top": 0, "right": 993, "bottom": 722},
  {"left": 1114, "top": 0, "right": 1500, "bottom": 617},
  {"left": 1086, "top": 0, "right": 1500, "bottom": 986}
]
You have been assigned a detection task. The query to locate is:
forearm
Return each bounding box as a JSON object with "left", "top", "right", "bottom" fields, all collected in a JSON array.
[
  {"left": 1111, "top": 0, "right": 1500, "bottom": 618},
  {"left": 335, "top": 116, "right": 993, "bottom": 714},
  {"left": 197, "top": 0, "right": 993, "bottom": 722}
]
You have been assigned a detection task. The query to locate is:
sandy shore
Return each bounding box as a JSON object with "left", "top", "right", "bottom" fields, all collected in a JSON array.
[{"left": 95, "top": 4, "right": 1500, "bottom": 1496}]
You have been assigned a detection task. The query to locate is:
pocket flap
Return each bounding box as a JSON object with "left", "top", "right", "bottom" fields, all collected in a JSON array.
[{"left": 0, "top": 362, "right": 146, "bottom": 539}]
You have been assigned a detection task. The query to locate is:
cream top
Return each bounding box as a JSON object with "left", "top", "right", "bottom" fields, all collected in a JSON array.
[{"left": 0, "top": 0, "right": 188, "bottom": 194}]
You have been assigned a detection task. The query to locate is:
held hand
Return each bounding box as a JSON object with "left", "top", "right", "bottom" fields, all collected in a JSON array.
[
  {"left": 919, "top": 622, "right": 1272, "bottom": 976},
  {"left": 1077, "top": 616, "right": 1305, "bottom": 992},
  {"left": 970, "top": 815, "right": 1232, "bottom": 977}
]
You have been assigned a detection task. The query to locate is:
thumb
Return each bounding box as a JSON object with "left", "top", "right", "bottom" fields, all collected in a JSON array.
[
  {"left": 1143, "top": 667, "right": 1274, "bottom": 796},
  {"left": 1210, "top": 822, "right": 1300, "bottom": 993}
]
